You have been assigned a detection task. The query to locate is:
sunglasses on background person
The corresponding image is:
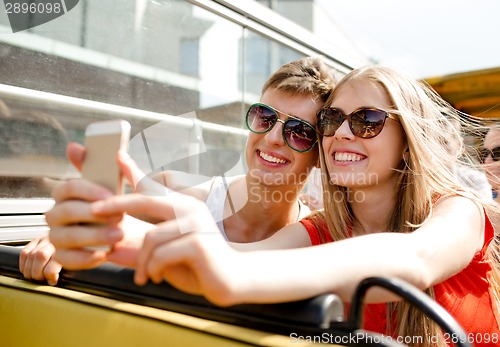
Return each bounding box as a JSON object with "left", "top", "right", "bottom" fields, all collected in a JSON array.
[
  {"left": 480, "top": 146, "right": 500, "bottom": 163},
  {"left": 317, "top": 107, "right": 400, "bottom": 139},
  {"left": 246, "top": 103, "right": 318, "bottom": 153}
]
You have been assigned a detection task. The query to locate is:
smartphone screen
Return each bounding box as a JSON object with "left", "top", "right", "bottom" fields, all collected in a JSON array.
[{"left": 81, "top": 120, "right": 131, "bottom": 194}]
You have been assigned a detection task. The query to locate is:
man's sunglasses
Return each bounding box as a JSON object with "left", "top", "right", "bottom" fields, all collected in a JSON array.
[
  {"left": 245, "top": 103, "right": 318, "bottom": 153},
  {"left": 317, "top": 107, "right": 400, "bottom": 139},
  {"left": 480, "top": 146, "right": 500, "bottom": 163}
]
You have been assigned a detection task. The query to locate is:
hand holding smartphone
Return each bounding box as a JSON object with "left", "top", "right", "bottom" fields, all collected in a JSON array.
[
  {"left": 80, "top": 120, "right": 131, "bottom": 252},
  {"left": 81, "top": 120, "right": 131, "bottom": 194}
]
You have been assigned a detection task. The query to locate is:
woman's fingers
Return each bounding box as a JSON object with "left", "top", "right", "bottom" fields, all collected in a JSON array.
[
  {"left": 28, "top": 241, "right": 56, "bottom": 281},
  {"left": 20, "top": 237, "right": 46, "bottom": 279},
  {"left": 91, "top": 193, "right": 189, "bottom": 222},
  {"left": 49, "top": 225, "right": 123, "bottom": 249},
  {"left": 51, "top": 178, "right": 113, "bottom": 204},
  {"left": 46, "top": 199, "right": 121, "bottom": 227},
  {"left": 43, "top": 144, "right": 132, "bottom": 271},
  {"left": 43, "top": 259, "right": 63, "bottom": 286},
  {"left": 117, "top": 151, "right": 170, "bottom": 196},
  {"left": 91, "top": 192, "right": 212, "bottom": 237},
  {"left": 134, "top": 221, "right": 185, "bottom": 285},
  {"left": 93, "top": 194, "right": 217, "bottom": 285},
  {"left": 143, "top": 236, "right": 200, "bottom": 287},
  {"left": 135, "top": 210, "right": 221, "bottom": 286},
  {"left": 136, "top": 231, "right": 239, "bottom": 306},
  {"left": 117, "top": 151, "right": 142, "bottom": 191},
  {"left": 19, "top": 237, "right": 62, "bottom": 285},
  {"left": 105, "top": 215, "right": 151, "bottom": 268},
  {"left": 67, "top": 142, "right": 86, "bottom": 171},
  {"left": 106, "top": 243, "right": 140, "bottom": 268},
  {"left": 19, "top": 237, "right": 42, "bottom": 274},
  {"left": 53, "top": 248, "right": 107, "bottom": 270}
]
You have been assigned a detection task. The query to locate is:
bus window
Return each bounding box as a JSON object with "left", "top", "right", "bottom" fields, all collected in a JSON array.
[{"left": 0, "top": 0, "right": 357, "bottom": 210}]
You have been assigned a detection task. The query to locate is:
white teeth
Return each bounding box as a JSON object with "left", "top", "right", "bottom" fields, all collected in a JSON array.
[
  {"left": 334, "top": 152, "right": 363, "bottom": 162},
  {"left": 260, "top": 151, "right": 287, "bottom": 164}
]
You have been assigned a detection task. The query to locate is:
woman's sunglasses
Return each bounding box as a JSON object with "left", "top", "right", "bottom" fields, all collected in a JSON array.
[
  {"left": 317, "top": 107, "right": 399, "bottom": 139},
  {"left": 480, "top": 146, "right": 500, "bottom": 163},
  {"left": 246, "top": 103, "right": 318, "bottom": 153}
]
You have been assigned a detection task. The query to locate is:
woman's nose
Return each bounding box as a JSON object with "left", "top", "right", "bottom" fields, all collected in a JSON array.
[{"left": 333, "top": 119, "right": 354, "bottom": 140}]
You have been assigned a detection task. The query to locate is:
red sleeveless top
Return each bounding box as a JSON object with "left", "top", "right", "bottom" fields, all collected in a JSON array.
[{"left": 300, "top": 213, "right": 499, "bottom": 347}]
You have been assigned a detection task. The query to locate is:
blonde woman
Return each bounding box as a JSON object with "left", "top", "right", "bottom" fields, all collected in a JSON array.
[{"left": 49, "top": 66, "right": 500, "bottom": 346}]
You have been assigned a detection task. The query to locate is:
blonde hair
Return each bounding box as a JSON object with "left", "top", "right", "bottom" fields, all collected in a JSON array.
[{"left": 314, "top": 65, "right": 500, "bottom": 346}]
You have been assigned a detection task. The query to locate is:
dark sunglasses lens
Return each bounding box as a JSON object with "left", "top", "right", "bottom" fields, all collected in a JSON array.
[
  {"left": 351, "top": 109, "right": 387, "bottom": 138},
  {"left": 246, "top": 105, "right": 277, "bottom": 133},
  {"left": 283, "top": 119, "right": 317, "bottom": 152},
  {"left": 318, "top": 109, "right": 343, "bottom": 136}
]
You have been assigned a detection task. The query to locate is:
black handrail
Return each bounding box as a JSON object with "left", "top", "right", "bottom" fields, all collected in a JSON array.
[{"left": 346, "top": 277, "right": 472, "bottom": 347}]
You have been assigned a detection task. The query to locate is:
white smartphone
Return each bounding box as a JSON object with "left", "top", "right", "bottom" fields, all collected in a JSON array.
[{"left": 81, "top": 120, "right": 131, "bottom": 194}]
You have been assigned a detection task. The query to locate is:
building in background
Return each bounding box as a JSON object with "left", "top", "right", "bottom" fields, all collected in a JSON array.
[
  {"left": 0, "top": 0, "right": 364, "bottom": 130},
  {"left": 0, "top": 0, "right": 365, "bottom": 206}
]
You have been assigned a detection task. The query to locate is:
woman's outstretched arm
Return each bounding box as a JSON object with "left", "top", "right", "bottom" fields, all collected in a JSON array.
[{"left": 81, "top": 193, "right": 484, "bottom": 306}]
